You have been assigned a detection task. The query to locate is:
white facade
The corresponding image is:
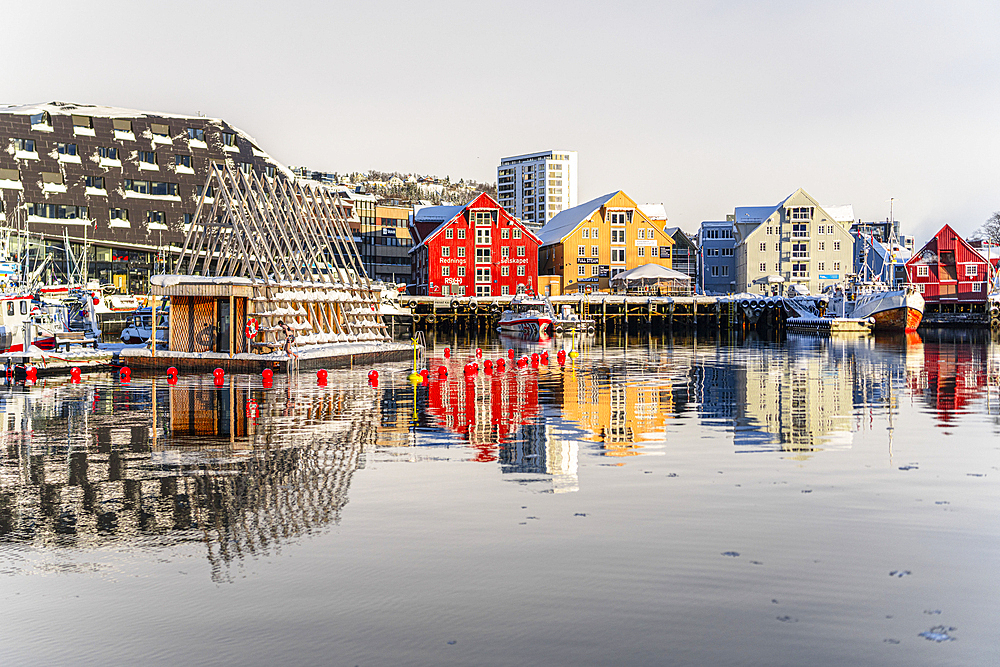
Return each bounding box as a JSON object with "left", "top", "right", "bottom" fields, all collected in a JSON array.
[{"left": 497, "top": 150, "right": 578, "bottom": 229}]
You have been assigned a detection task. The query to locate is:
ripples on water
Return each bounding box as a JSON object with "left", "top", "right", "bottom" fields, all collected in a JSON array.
[{"left": 1, "top": 329, "right": 999, "bottom": 665}]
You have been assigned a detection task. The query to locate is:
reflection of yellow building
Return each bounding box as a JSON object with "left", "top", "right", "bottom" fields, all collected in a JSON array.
[{"left": 559, "top": 365, "right": 676, "bottom": 455}]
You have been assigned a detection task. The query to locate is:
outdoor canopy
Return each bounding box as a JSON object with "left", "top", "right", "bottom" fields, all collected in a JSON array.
[{"left": 609, "top": 263, "right": 692, "bottom": 287}]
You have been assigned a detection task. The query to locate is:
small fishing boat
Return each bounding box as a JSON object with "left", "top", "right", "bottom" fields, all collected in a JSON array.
[
  {"left": 787, "top": 281, "right": 924, "bottom": 334},
  {"left": 497, "top": 290, "right": 554, "bottom": 340},
  {"left": 120, "top": 307, "right": 169, "bottom": 345}
]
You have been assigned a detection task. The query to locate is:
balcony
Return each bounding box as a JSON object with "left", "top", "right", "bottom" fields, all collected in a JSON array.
[
  {"left": 791, "top": 231, "right": 810, "bottom": 239},
  {"left": 791, "top": 251, "right": 810, "bottom": 259},
  {"left": 791, "top": 271, "right": 809, "bottom": 279}
]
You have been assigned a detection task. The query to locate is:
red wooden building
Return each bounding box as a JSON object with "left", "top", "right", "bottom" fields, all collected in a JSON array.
[
  {"left": 409, "top": 193, "right": 540, "bottom": 297},
  {"left": 905, "top": 224, "right": 991, "bottom": 304}
]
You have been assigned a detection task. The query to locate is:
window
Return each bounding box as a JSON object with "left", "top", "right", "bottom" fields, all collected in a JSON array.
[
  {"left": 818, "top": 262, "right": 825, "bottom": 271},
  {"left": 187, "top": 128, "right": 205, "bottom": 141},
  {"left": 966, "top": 264, "right": 978, "bottom": 277},
  {"left": 721, "top": 266, "right": 729, "bottom": 277},
  {"left": 176, "top": 155, "right": 191, "bottom": 168},
  {"left": 638, "top": 229, "right": 646, "bottom": 240},
  {"left": 471, "top": 210, "right": 494, "bottom": 225},
  {"left": 792, "top": 243, "right": 808, "bottom": 258},
  {"left": 457, "top": 228, "right": 466, "bottom": 239},
  {"left": 766, "top": 226, "right": 773, "bottom": 235},
  {"left": 454, "top": 285, "right": 466, "bottom": 296},
  {"left": 27, "top": 203, "right": 88, "bottom": 219},
  {"left": 72, "top": 115, "right": 92, "bottom": 130},
  {"left": 711, "top": 266, "right": 720, "bottom": 277},
  {"left": 792, "top": 263, "right": 808, "bottom": 277},
  {"left": 972, "top": 282, "right": 984, "bottom": 292},
  {"left": 476, "top": 227, "right": 490, "bottom": 245},
  {"left": 722, "top": 248, "right": 733, "bottom": 256},
  {"left": 638, "top": 247, "right": 645, "bottom": 257},
  {"left": 582, "top": 228, "right": 589, "bottom": 239},
  {"left": 591, "top": 246, "right": 599, "bottom": 256},
  {"left": 457, "top": 266, "right": 465, "bottom": 276},
  {"left": 792, "top": 224, "right": 808, "bottom": 238},
  {"left": 609, "top": 211, "right": 629, "bottom": 225},
  {"left": 57, "top": 143, "right": 78, "bottom": 156},
  {"left": 457, "top": 247, "right": 465, "bottom": 257},
  {"left": 818, "top": 241, "right": 825, "bottom": 251},
  {"left": 98, "top": 146, "right": 118, "bottom": 160},
  {"left": 517, "top": 246, "right": 525, "bottom": 257},
  {"left": 139, "top": 151, "right": 157, "bottom": 166},
  {"left": 512, "top": 228, "right": 522, "bottom": 239},
  {"left": 916, "top": 265, "right": 929, "bottom": 277},
  {"left": 113, "top": 119, "right": 133, "bottom": 134},
  {"left": 110, "top": 208, "right": 129, "bottom": 222},
  {"left": 501, "top": 266, "right": 509, "bottom": 276},
  {"left": 150, "top": 123, "right": 169, "bottom": 137},
  {"left": 501, "top": 229, "right": 509, "bottom": 239},
  {"left": 579, "top": 265, "right": 586, "bottom": 276},
  {"left": 441, "top": 266, "right": 449, "bottom": 276},
  {"left": 501, "top": 246, "right": 510, "bottom": 258},
  {"left": 775, "top": 243, "right": 780, "bottom": 252},
  {"left": 501, "top": 285, "right": 510, "bottom": 295},
  {"left": 476, "top": 248, "right": 490, "bottom": 263},
  {"left": 917, "top": 283, "right": 925, "bottom": 293},
  {"left": 833, "top": 262, "right": 840, "bottom": 271},
  {"left": 591, "top": 227, "right": 599, "bottom": 239},
  {"left": 578, "top": 245, "right": 586, "bottom": 256},
  {"left": 517, "top": 265, "right": 525, "bottom": 276},
  {"left": 611, "top": 228, "right": 625, "bottom": 243},
  {"left": 789, "top": 207, "right": 812, "bottom": 220},
  {"left": 30, "top": 111, "right": 51, "bottom": 128},
  {"left": 15, "top": 138, "right": 35, "bottom": 152},
  {"left": 123, "top": 180, "right": 179, "bottom": 196},
  {"left": 651, "top": 246, "right": 658, "bottom": 257},
  {"left": 85, "top": 175, "right": 105, "bottom": 189},
  {"left": 476, "top": 267, "right": 490, "bottom": 283},
  {"left": 759, "top": 242, "right": 766, "bottom": 252},
  {"left": 759, "top": 263, "right": 766, "bottom": 272},
  {"left": 611, "top": 248, "right": 626, "bottom": 262},
  {"left": 147, "top": 210, "right": 167, "bottom": 227},
  {"left": 833, "top": 241, "right": 841, "bottom": 251},
  {"left": 222, "top": 132, "right": 236, "bottom": 147},
  {"left": 442, "top": 246, "right": 450, "bottom": 257},
  {"left": 445, "top": 229, "right": 453, "bottom": 239}
]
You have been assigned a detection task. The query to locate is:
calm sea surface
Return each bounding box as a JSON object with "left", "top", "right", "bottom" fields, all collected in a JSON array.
[{"left": 1, "top": 330, "right": 998, "bottom": 666}]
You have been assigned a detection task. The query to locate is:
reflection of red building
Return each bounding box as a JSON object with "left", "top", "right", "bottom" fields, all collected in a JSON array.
[
  {"left": 908, "top": 341, "right": 987, "bottom": 422},
  {"left": 423, "top": 355, "right": 543, "bottom": 462},
  {"left": 906, "top": 224, "right": 990, "bottom": 304}
]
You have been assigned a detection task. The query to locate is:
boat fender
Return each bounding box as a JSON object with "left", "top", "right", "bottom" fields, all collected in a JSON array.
[
  {"left": 412, "top": 314, "right": 421, "bottom": 324},
  {"left": 554, "top": 325, "right": 564, "bottom": 335},
  {"left": 587, "top": 326, "right": 596, "bottom": 334},
  {"left": 451, "top": 299, "right": 460, "bottom": 309},
  {"left": 468, "top": 300, "right": 478, "bottom": 311}
]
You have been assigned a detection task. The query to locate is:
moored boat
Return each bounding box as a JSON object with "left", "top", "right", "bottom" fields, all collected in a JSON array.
[
  {"left": 120, "top": 307, "right": 169, "bottom": 345},
  {"left": 497, "top": 291, "right": 554, "bottom": 340}
]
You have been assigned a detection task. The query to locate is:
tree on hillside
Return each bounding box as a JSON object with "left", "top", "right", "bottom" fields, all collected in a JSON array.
[{"left": 978, "top": 211, "right": 1000, "bottom": 244}]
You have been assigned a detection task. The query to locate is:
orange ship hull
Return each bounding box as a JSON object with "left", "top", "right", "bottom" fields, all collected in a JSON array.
[{"left": 872, "top": 306, "right": 923, "bottom": 333}]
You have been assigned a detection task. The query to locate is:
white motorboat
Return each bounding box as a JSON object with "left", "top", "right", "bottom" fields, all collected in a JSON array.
[{"left": 497, "top": 291, "right": 554, "bottom": 340}]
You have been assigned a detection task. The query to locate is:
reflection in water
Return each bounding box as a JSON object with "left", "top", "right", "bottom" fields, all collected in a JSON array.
[
  {"left": 0, "top": 375, "right": 379, "bottom": 581},
  {"left": 1, "top": 330, "right": 998, "bottom": 577}
]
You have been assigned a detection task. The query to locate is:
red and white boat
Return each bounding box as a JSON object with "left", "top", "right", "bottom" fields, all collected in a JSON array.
[
  {"left": 497, "top": 292, "right": 554, "bottom": 341},
  {"left": 0, "top": 295, "right": 57, "bottom": 351},
  {"left": 846, "top": 283, "right": 924, "bottom": 333}
]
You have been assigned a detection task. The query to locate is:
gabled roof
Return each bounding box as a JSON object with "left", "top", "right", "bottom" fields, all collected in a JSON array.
[
  {"left": 537, "top": 192, "right": 618, "bottom": 247},
  {"left": 409, "top": 192, "right": 540, "bottom": 254}
]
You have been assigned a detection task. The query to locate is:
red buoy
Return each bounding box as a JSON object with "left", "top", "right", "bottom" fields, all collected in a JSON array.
[
  {"left": 437, "top": 365, "right": 448, "bottom": 378},
  {"left": 317, "top": 369, "right": 328, "bottom": 385},
  {"left": 476, "top": 348, "right": 483, "bottom": 358},
  {"left": 443, "top": 347, "right": 451, "bottom": 358},
  {"left": 508, "top": 348, "right": 516, "bottom": 359}
]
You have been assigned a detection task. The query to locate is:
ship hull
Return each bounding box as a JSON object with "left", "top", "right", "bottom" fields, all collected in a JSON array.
[
  {"left": 498, "top": 317, "right": 552, "bottom": 340},
  {"left": 872, "top": 306, "right": 923, "bottom": 333}
]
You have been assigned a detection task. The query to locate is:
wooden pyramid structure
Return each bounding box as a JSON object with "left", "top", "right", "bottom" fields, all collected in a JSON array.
[{"left": 175, "top": 163, "right": 389, "bottom": 349}]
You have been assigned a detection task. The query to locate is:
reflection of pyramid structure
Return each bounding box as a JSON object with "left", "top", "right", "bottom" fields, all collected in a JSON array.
[{"left": 0, "top": 377, "right": 378, "bottom": 581}]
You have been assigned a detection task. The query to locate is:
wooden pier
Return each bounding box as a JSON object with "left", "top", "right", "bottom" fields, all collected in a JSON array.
[{"left": 400, "top": 294, "right": 790, "bottom": 335}]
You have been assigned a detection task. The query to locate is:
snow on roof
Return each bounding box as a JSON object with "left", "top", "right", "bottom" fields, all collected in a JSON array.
[
  {"left": 638, "top": 203, "right": 667, "bottom": 221},
  {"left": 0, "top": 101, "right": 295, "bottom": 180},
  {"left": 414, "top": 204, "right": 464, "bottom": 224},
  {"left": 821, "top": 204, "right": 855, "bottom": 223},
  {"left": 537, "top": 192, "right": 618, "bottom": 247}
]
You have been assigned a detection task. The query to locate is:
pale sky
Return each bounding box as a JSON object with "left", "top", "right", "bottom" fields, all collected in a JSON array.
[{"left": 6, "top": 0, "right": 998, "bottom": 241}]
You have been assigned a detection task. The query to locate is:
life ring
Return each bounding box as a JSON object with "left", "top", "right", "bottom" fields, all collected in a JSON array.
[
  {"left": 246, "top": 399, "right": 259, "bottom": 419},
  {"left": 245, "top": 318, "right": 260, "bottom": 338}
]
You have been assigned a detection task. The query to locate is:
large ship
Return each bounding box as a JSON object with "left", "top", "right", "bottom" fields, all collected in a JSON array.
[{"left": 846, "top": 283, "right": 924, "bottom": 332}]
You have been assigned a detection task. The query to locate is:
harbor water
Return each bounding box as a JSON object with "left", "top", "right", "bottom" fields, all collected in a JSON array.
[{"left": 1, "top": 330, "right": 998, "bottom": 665}]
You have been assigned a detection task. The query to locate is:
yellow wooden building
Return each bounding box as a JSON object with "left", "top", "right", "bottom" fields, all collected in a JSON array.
[{"left": 537, "top": 190, "right": 674, "bottom": 294}]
